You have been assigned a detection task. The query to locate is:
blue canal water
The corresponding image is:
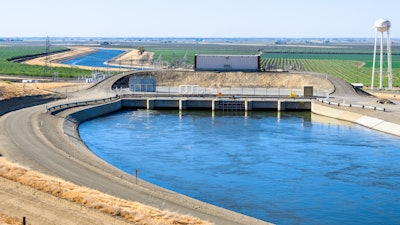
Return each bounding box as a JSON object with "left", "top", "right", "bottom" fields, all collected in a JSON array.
[
  {"left": 61, "top": 48, "right": 125, "bottom": 68},
  {"left": 79, "top": 110, "right": 400, "bottom": 225}
]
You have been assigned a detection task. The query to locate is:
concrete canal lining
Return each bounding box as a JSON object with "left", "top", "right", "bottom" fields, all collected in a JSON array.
[
  {"left": 311, "top": 102, "right": 400, "bottom": 137},
  {"left": 62, "top": 97, "right": 312, "bottom": 140},
  {"left": 129, "top": 97, "right": 312, "bottom": 111},
  {"left": 61, "top": 97, "right": 400, "bottom": 139}
]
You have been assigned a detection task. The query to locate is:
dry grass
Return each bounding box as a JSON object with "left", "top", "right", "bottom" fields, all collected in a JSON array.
[
  {"left": 0, "top": 81, "right": 49, "bottom": 100},
  {"left": 369, "top": 92, "right": 400, "bottom": 100},
  {"left": 0, "top": 158, "right": 211, "bottom": 225},
  {"left": 154, "top": 71, "right": 335, "bottom": 91},
  {"left": 108, "top": 49, "right": 154, "bottom": 67},
  {"left": 0, "top": 81, "right": 86, "bottom": 100},
  {"left": 0, "top": 213, "right": 27, "bottom": 225}
]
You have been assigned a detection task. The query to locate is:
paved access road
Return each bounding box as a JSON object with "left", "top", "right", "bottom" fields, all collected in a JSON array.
[{"left": 0, "top": 71, "right": 271, "bottom": 225}]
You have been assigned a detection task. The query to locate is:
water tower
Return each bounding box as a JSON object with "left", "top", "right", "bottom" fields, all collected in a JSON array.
[{"left": 371, "top": 18, "right": 392, "bottom": 90}]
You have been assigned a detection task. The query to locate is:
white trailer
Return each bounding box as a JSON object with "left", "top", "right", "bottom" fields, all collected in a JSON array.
[{"left": 194, "top": 54, "right": 260, "bottom": 71}]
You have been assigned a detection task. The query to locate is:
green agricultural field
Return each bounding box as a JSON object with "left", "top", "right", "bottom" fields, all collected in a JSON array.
[
  {"left": 146, "top": 43, "right": 261, "bottom": 66},
  {"left": 2, "top": 43, "right": 400, "bottom": 87},
  {"left": 148, "top": 43, "right": 400, "bottom": 87},
  {"left": 0, "top": 46, "right": 91, "bottom": 77},
  {"left": 260, "top": 53, "right": 400, "bottom": 87}
]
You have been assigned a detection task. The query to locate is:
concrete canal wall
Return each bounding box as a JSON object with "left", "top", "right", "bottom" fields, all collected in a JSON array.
[
  {"left": 61, "top": 97, "right": 311, "bottom": 139},
  {"left": 63, "top": 101, "right": 122, "bottom": 139},
  {"left": 60, "top": 97, "right": 399, "bottom": 141},
  {"left": 311, "top": 102, "right": 400, "bottom": 137},
  {"left": 124, "top": 98, "right": 311, "bottom": 111}
]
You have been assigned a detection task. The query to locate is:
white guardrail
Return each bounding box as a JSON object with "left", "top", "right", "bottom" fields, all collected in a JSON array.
[
  {"left": 46, "top": 96, "right": 120, "bottom": 113},
  {"left": 316, "top": 98, "right": 386, "bottom": 111}
]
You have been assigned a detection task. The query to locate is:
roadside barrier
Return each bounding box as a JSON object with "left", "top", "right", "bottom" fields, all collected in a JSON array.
[
  {"left": 316, "top": 98, "right": 386, "bottom": 111},
  {"left": 46, "top": 96, "right": 120, "bottom": 113}
]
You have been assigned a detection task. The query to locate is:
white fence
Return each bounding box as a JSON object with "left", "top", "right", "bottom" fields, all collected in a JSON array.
[{"left": 157, "top": 86, "right": 328, "bottom": 97}]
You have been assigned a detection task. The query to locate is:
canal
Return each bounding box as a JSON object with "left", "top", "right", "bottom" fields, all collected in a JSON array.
[{"left": 79, "top": 110, "right": 400, "bottom": 225}]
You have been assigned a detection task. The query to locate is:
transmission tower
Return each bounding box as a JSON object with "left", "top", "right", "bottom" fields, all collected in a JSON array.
[
  {"left": 155, "top": 54, "right": 163, "bottom": 69},
  {"left": 43, "top": 36, "right": 51, "bottom": 77},
  {"left": 182, "top": 51, "right": 188, "bottom": 68}
]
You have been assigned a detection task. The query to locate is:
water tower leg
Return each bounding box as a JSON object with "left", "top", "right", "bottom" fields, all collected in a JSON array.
[
  {"left": 387, "top": 30, "right": 393, "bottom": 89},
  {"left": 371, "top": 31, "right": 378, "bottom": 90},
  {"left": 379, "top": 32, "right": 384, "bottom": 89}
]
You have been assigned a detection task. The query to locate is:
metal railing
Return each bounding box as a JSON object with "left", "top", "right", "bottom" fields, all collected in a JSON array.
[
  {"left": 316, "top": 98, "right": 386, "bottom": 111},
  {"left": 46, "top": 96, "right": 120, "bottom": 113}
]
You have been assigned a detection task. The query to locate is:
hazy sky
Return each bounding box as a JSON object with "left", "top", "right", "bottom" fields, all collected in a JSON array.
[{"left": 1, "top": 0, "right": 399, "bottom": 38}]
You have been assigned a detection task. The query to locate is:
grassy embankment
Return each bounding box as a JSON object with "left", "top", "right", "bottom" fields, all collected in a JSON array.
[{"left": 0, "top": 46, "right": 91, "bottom": 77}]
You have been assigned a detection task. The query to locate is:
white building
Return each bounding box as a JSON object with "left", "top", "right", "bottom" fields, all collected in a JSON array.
[{"left": 194, "top": 54, "right": 260, "bottom": 72}]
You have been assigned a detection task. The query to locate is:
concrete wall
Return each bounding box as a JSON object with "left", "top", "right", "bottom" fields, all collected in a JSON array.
[
  {"left": 121, "top": 99, "right": 147, "bottom": 108},
  {"left": 63, "top": 101, "right": 122, "bottom": 139},
  {"left": 311, "top": 102, "right": 400, "bottom": 137},
  {"left": 284, "top": 101, "right": 311, "bottom": 110},
  {"left": 186, "top": 99, "right": 213, "bottom": 109},
  {"left": 119, "top": 98, "right": 312, "bottom": 111},
  {"left": 61, "top": 98, "right": 400, "bottom": 143},
  {"left": 154, "top": 99, "right": 179, "bottom": 108},
  {"left": 251, "top": 100, "right": 278, "bottom": 110}
]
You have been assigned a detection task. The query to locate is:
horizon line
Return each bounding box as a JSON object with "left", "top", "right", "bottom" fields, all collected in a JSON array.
[{"left": 1, "top": 36, "right": 399, "bottom": 39}]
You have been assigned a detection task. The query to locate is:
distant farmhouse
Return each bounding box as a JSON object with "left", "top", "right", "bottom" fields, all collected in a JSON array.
[{"left": 194, "top": 54, "right": 260, "bottom": 72}]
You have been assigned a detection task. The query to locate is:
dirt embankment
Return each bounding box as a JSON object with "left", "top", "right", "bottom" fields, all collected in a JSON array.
[
  {"left": 0, "top": 158, "right": 210, "bottom": 225},
  {"left": 153, "top": 71, "right": 334, "bottom": 91},
  {"left": 368, "top": 91, "right": 400, "bottom": 100},
  {"left": 0, "top": 81, "right": 92, "bottom": 100},
  {"left": 23, "top": 47, "right": 98, "bottom": 70},
  {"left": 107, "top": 49, "right": 154, "bottom": 68},
  {"left": 0, "top": 81, "right": 91, "bottom": 116}
]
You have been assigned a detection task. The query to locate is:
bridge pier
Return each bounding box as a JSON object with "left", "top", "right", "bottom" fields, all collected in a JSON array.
[
  {"left": 245, "top": 99, "right": 253, "bottom": 111},
  {"left": 147, "top": 99, "right": 155, "bottom": 110},
  {"left": 278, "top": 100, "right": 286, "bottom": 111}
]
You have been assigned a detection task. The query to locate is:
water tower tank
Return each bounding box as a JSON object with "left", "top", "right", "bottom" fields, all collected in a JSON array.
[{"left": 374, "top": 19, "right": 391, "bottom": 32}]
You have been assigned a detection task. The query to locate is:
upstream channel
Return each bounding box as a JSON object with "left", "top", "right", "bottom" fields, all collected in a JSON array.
[
  {"left": 79, "top": 110, "right": 400, "bottom": 225},
  {"left": 61, "top": 48, "right": 125, "bottom": 68}
]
